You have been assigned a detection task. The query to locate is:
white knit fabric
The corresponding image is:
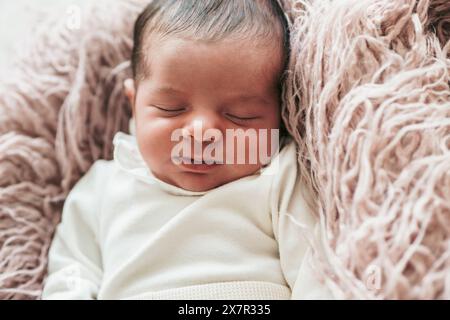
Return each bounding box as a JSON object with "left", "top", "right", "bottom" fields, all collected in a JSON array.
[{"left": 123, "top": 281, "right": 291, "bottom": 300}]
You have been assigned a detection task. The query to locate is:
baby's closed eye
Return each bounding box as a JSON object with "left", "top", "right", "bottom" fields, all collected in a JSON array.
[
  {"left": 148, "top": 104, "right": 263, "bottom": 123},
  {"left": 151, "top": 105, "right": 186, "bottom": 112},
  {"left": 224, "top": 112, "right": 261, "bottom": 123}
]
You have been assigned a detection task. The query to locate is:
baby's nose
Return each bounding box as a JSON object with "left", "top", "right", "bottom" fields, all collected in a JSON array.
[{"left": 182, "top": 118, "right": 222, "bottom": 143}]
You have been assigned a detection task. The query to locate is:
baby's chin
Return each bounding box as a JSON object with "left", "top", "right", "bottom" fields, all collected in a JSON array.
[
  {"left": 174, "top": 171, "right": 233, "bottom": 192},
  {"left": 173, "top": 166, "right": 261, "bottom": 192}
]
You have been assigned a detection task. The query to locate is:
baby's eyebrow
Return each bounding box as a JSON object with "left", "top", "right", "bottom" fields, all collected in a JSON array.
[{"left": 154, "top": 86, "right": 186, "bottom": 95}]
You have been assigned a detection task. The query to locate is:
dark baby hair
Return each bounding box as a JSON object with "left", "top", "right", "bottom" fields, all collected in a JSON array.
[{"left": 131, "top": 0, "right": 290, "bottom": 83}]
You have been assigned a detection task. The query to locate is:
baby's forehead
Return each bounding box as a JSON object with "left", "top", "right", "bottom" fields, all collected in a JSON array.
[
  {"left": 137, "top": 56, "right": 281, "bottom": 108},
  {"left": 141, "top": 35, "right": 284, "bottom": 83}
]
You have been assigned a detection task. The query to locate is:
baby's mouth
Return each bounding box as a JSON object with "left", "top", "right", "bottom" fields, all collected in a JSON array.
[
  {"left": 185, "top": 157, "right": 223, "bottom": 165},
  {"left": 173, "top": 156, "right": 224, "bottom": 168}
]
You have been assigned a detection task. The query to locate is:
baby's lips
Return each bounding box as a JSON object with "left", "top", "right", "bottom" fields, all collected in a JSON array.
[
  {"left": 201, "top": 158, "right": 224, "bottom": 165},
  {"left": 172, "top": 156, "right": 224, "bottom": 165}
]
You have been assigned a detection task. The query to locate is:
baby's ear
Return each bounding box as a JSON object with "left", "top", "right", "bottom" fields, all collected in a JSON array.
[{"left": 123, "top": 78, "right": 136, "bottom": 116}]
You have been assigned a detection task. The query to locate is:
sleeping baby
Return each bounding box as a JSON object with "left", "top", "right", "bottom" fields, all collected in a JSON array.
[{"left": 41, "top": 0, "right": 331, "bottom": 300}]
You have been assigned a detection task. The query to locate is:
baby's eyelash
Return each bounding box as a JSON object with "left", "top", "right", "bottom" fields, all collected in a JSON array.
[
  {"left": 153, "top": 105, "right": 185, "bottom": 112},
  {"left": 225, "top": 113, "right": 259, "bottom": 121}
]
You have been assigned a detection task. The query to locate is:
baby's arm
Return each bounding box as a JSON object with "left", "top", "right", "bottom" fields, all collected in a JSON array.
[
  {"left": 41, "top": 161, "right": 109, "bottom": 300},
  {"left": 271, "top": 146, "right": 333, "bottom": 299}
]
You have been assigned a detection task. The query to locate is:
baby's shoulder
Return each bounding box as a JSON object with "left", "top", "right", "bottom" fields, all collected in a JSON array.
[
  {"left": 86, "top": 159, "right": 116, "bottom": 177},
  {"left": 59, "top": 159, "right": 117, "bottom": 223},
  {"left": 70, "top": 159, "right": 117, "bottom": 196}
]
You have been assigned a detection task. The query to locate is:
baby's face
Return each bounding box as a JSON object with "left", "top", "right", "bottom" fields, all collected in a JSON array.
[{"left": 125, "top": 37, "right": 283, "bottom": 192}]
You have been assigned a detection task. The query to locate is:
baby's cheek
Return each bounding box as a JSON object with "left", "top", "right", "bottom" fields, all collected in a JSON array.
[{"left": 136, "top": 118, "right": 176, "bottom": 158}]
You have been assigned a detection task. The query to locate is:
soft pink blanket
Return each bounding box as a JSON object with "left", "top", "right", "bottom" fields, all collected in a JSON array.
[{"left": 0, "top": 0, "right": 449, "bottom": 299}]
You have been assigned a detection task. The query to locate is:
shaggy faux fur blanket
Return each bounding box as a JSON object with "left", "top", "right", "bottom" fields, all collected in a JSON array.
[{"left": 0, "top": 0, "right": 449, "bottom": 299}]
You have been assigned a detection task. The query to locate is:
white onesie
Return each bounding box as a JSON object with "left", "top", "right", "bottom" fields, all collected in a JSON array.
[{"left": 41, "top": 129, "right": 332, "bottom": 300}]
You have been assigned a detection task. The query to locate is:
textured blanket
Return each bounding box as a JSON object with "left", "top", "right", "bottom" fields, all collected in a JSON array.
[{"left": 0, "top": 0, "right": 449, "bottom": 299}]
